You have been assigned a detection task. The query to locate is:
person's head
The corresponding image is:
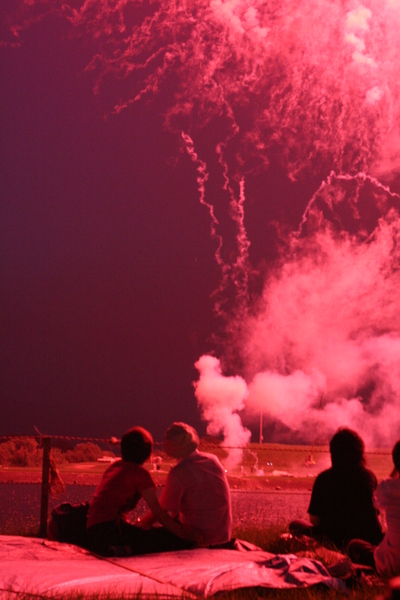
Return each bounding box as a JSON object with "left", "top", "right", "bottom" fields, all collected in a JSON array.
[
  {"left": 120, "top": 427, "right": 153, "bottom": 464},
  {"left": 163, "top": 422, "right": 199, "bottom": 459},
  {"left": 329, "top": 427, "right": 365, "bottom": 470},
  {"left": 392, "top": 440, "right": 400, "bottom": 473}
]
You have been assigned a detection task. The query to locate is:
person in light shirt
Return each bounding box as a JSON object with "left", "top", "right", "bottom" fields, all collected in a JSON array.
[
  {"left": 139, "top": 422, "right": 232, "bottom": 547},
  {"left": 348, "top": 440, "right": 400, "bottom": 577}
]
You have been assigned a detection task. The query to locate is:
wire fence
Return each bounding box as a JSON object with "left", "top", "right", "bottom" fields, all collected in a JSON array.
[{"left": 0, "top": 433, "right": 392, "bottom": 453}]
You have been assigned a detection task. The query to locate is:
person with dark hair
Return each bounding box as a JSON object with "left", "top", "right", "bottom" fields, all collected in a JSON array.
[
  {"left": 138, "top": 422, "right": 232, "bottom": 547},
  {"left": 85, "top": 426, "right": 195, "bottom": 556},
  {"left": 348, "top": 440, "right": 400, "bottom": 576},
  {"left": 120, "top": 427, "right": 153, "bottom": 464},
  {"left": 289, "top": 428, "right": 383, "bottom": 549}
]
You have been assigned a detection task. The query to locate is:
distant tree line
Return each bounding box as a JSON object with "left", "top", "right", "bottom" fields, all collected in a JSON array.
[{"left": 0, "top": 437, "right": 116, "bottom": 467}]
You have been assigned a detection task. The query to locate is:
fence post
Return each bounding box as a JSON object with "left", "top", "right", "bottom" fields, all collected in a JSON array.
[{"left": 39, "top": 436, "right": 51, "bottom": 538}]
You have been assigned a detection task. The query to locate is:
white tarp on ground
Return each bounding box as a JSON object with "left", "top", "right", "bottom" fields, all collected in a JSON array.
[{"left": 0, "top": 535, "right": 343, "bottom": 598}]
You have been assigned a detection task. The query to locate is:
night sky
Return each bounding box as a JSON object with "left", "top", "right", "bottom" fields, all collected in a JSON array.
[
  {"left": 2, "top": 1, "right": 400, "bottom": 448},
  {"left": 0, "top": 5, "right": 296, "bottom": 442},
  {"left": 0, "top": 12, "right": 223, "bottom": 441}
]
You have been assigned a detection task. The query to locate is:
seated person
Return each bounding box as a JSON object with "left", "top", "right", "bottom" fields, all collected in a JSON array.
[
  {"left": 86, "top": 426, "right": 195, "bottom": 556},
  {"left": 289, "top": 427, "right": 383, "bottom": 550},
  {"left": 138, "top": 422, "right": 232, "bottom": 547},
  {"left": 348, "top": 440, "right": 400, "bottom": 577}
]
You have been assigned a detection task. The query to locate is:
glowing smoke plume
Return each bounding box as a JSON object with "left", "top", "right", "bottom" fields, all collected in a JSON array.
[
  {"left": 6, "top": 0, "right": 400, "bottom": 453},
  {"left": 194, "top": 355, "right": 251, "bottom": 469},
  {"left": 243, "top": 175, "right": 400, "bottom": 446}
]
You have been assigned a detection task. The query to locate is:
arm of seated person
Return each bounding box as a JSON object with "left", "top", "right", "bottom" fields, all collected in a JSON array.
[
  {"left": 137, "top": 486, "right": 179, "bottom": 529},
  {"left": 309, "top": 514, "right": 321, "bottom": 526},
  {"left": 135, "top": 508, "right": 156, "bottom": 529},
  {"left": 141, "top": 487, "right": 195, "bottom": 541}
]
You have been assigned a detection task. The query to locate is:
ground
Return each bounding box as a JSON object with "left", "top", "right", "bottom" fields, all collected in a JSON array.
[{"left": 0, "top": 466, "right": 315, "bottom": 491}]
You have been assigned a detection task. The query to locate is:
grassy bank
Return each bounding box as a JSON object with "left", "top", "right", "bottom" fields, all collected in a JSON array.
[
  {"left": 3, "top": 580, "right": 385, "bottom": 599},
  {"left": 3, "top": 524, "right": 387, "bottom": 600},
  {"left": 1, "top": 515, "right": 389, "bottom": 599}
]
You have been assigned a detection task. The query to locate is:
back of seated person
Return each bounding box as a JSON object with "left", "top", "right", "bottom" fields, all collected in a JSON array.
[{"left": 289, "top": 428, "right": 383, "bottom": 550}]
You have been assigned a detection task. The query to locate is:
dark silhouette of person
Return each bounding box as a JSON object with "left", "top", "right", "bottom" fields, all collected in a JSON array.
[
  {"left": 289, "top": 427, "right": 383, "bottom": 550},
  {"left": 85, "top": 426, "right": 195, "bottom": 555}
]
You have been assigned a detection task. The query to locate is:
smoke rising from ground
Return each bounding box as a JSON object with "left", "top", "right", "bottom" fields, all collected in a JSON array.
[
  {"left": 6, "top": 0, "right": 400, "bottom": 456},
  {"left": 241, "top": 178, "right": 400, "bottom": 447},
  {"left": 194, "top": 355, "right": 251, "bottom": 470}
]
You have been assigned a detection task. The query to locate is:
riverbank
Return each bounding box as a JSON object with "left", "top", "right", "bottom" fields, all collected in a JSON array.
[
  {"left": 0, "top": 482, "right": 311, "bottom": 537},
  {"left": 0, "top": 467, "right": 315, "bottom": 491}
]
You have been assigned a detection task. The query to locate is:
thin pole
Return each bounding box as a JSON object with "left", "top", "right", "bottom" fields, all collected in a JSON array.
[
  {"left": 259, "top": 409, "right": 263, "bottom": 444},
  {"left": 39, "top": 436, "right": 51, "bottom": 538}
]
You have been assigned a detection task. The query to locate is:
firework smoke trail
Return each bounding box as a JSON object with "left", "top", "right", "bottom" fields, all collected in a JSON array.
[
  {"left": 297, "top": 171, "right": 400, "bottom": 238},
  {"left": 181, "top": 132, "right": 241, "bottom": 320},
  {"left": 216, "top": 143, "right": 251, "bottom": 313},
  {"left": 10, "top": 0, "right": 400, "bottom": 175},
  {"left": 6, "top": 0, "right": 400, "bottom": 455},
  {"left": 180, "top": 131, "right": 219, "bottom": 264}
]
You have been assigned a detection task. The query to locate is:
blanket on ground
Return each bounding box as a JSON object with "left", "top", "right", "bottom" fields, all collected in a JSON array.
[{"left": 0, "top": 535, "right": 343, "bottom": 598}]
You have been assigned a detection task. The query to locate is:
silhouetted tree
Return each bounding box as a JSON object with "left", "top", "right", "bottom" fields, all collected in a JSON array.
[
  {"left": 0, "top": 437, "right": 42, "bottom": 467},
  {"left": 66, "top": 442, "right": 103, "bottom": 463}
]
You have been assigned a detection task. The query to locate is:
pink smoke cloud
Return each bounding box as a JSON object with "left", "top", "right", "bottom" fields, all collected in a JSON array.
[
  {"left": 7, "top": 0, "right": 400, "bottom": 450},
  {"left": 232, "top": 181, "right": 400, "bottom": 446},
  {"left": 194, "top": 355, "right": 251, "bottom": 468}
]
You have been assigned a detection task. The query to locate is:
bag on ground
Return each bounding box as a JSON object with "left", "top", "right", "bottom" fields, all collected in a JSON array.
[{"left": 48, "top": 501, "right": 89, "bottom": 547}]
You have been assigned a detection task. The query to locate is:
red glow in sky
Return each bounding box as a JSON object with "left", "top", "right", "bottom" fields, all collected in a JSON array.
[{"left": 2, "top": 0, "right": 400, "bottom": 448}]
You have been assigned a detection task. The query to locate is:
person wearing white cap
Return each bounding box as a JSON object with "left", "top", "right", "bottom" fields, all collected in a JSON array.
[{"left": 139, "top": 422, "right": 232, "bottom": 547}]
